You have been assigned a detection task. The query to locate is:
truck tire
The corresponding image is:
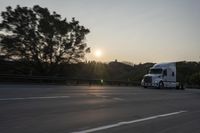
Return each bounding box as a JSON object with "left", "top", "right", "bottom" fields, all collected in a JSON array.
[
  {"left": 159, "top": 81, "right": 164, "bottom": 89},
  {"left": 176, "top": 83, "right": 184, "bottom": 90},
  {"left": 176, "top": 86, "right": 180, "bottom": 89},
  {"left": 180, "top": 83, "right": 185, "bottom": 90}
]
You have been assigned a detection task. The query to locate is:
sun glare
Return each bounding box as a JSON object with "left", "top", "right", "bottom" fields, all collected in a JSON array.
[{"left": 94, "top": 50, "right": 102, "bottom": 58}]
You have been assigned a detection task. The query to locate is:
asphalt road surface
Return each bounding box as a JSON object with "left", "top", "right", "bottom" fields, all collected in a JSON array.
[{"left": 0, "top": 84, "right": 200, "bottom": 133}]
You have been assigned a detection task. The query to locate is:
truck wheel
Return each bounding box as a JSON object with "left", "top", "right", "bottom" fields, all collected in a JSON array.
[
  {"left": 176, "top": 85, "right": 180, "bottom": 90},
  {"left": 159, "top": 81, "right": 164, "bottom": 89},
  {"left": 177, "top": 83, "right": 184, "bottom": 90},
  {"left": 180, "top": 84, "right": 185, "bottom": 90}
]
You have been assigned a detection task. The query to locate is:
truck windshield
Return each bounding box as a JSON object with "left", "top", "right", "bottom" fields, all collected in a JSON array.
[{"left": 149, "top": 69, "right": 162, "bottom": 74}]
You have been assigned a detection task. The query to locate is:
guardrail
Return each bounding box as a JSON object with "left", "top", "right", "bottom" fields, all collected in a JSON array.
[{"left": 0, "top": 74, "right": 140, "bottom": 86}]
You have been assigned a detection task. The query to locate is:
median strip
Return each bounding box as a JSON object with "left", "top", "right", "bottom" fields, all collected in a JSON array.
[
  {"left": 72, "top": 110, "right": 187, "bottom": 133},
  {"left": 0, "top": 96, "right": 70, "bottom": 101}
]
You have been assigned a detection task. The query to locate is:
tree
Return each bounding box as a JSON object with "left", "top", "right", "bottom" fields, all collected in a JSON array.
[
  {"left": 0, "top": 5, "right": 90, "bottom": 75},
  {"left": 190, "top": 72, "right": 200, "bottom": 85}
]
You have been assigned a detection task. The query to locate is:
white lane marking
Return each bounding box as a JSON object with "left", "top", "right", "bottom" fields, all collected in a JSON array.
[
  {"left": 0, "top": 96, "right": 70, "bottom": 101},
  {"left": 72, "top": 110, "right": 187, "bottom": 133}
]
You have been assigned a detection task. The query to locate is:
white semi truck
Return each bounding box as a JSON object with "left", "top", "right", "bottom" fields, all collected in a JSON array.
[{"left": 141, "top": 62, "right": 184, "bottom": 89}]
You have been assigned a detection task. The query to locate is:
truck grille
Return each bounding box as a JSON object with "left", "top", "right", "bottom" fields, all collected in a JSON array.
[{"left": 144, "top": 76, "right": 152, "bottom": 83}]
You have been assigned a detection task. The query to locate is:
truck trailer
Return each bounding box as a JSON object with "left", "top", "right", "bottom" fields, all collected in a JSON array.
[{"left": 141, "top": 62, "right": 184, "bottom": 89}]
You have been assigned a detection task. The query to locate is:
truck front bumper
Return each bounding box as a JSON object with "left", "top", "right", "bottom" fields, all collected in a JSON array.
[{"left": 141, "top": 82, "right": 159, "bottom": 87}]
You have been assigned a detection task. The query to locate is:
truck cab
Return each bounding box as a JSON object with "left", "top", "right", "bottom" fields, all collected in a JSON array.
[{"left": 141, "top": 62, "right": 177, "bottom": 88}]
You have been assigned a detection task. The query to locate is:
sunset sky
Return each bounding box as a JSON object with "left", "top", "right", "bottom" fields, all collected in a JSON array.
[{"left": 0, "top": 0, "right": 200, "bottom": 63}]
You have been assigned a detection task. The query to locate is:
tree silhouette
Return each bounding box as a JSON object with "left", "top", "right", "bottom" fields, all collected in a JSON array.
[{"left": 0, "top": 5, "right": 90, "bottom": 75}]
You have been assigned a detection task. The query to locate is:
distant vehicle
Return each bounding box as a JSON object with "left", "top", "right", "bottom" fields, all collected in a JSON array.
[{"left": 141, "top": 62, "right": 184, "bottom": 89}]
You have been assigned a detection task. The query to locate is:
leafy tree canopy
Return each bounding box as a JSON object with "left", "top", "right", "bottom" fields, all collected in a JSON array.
[{"left": 0, "top": 5, "right": 90, "bottom": 68}]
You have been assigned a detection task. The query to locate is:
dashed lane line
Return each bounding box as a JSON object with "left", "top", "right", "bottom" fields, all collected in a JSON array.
[{"left": 0, "top": 96, "right": 70, "bottom": 101}]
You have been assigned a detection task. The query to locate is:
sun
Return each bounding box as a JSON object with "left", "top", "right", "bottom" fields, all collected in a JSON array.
[{"left": 94, "top": 49, "right": 102, "bottom": 58}]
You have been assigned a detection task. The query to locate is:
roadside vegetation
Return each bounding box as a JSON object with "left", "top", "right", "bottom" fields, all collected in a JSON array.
[{"left": 0, "top": 59, "right": 200, "bottom": 86}]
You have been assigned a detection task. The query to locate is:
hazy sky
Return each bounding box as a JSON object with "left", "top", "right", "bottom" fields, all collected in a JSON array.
[{"left": 0, "top": 0, "right": 200, "bottom": 63}]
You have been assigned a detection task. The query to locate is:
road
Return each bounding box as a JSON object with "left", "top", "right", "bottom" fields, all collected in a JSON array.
[{"left": 0, "top": 84, "right": 200, "bottom": 133}]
